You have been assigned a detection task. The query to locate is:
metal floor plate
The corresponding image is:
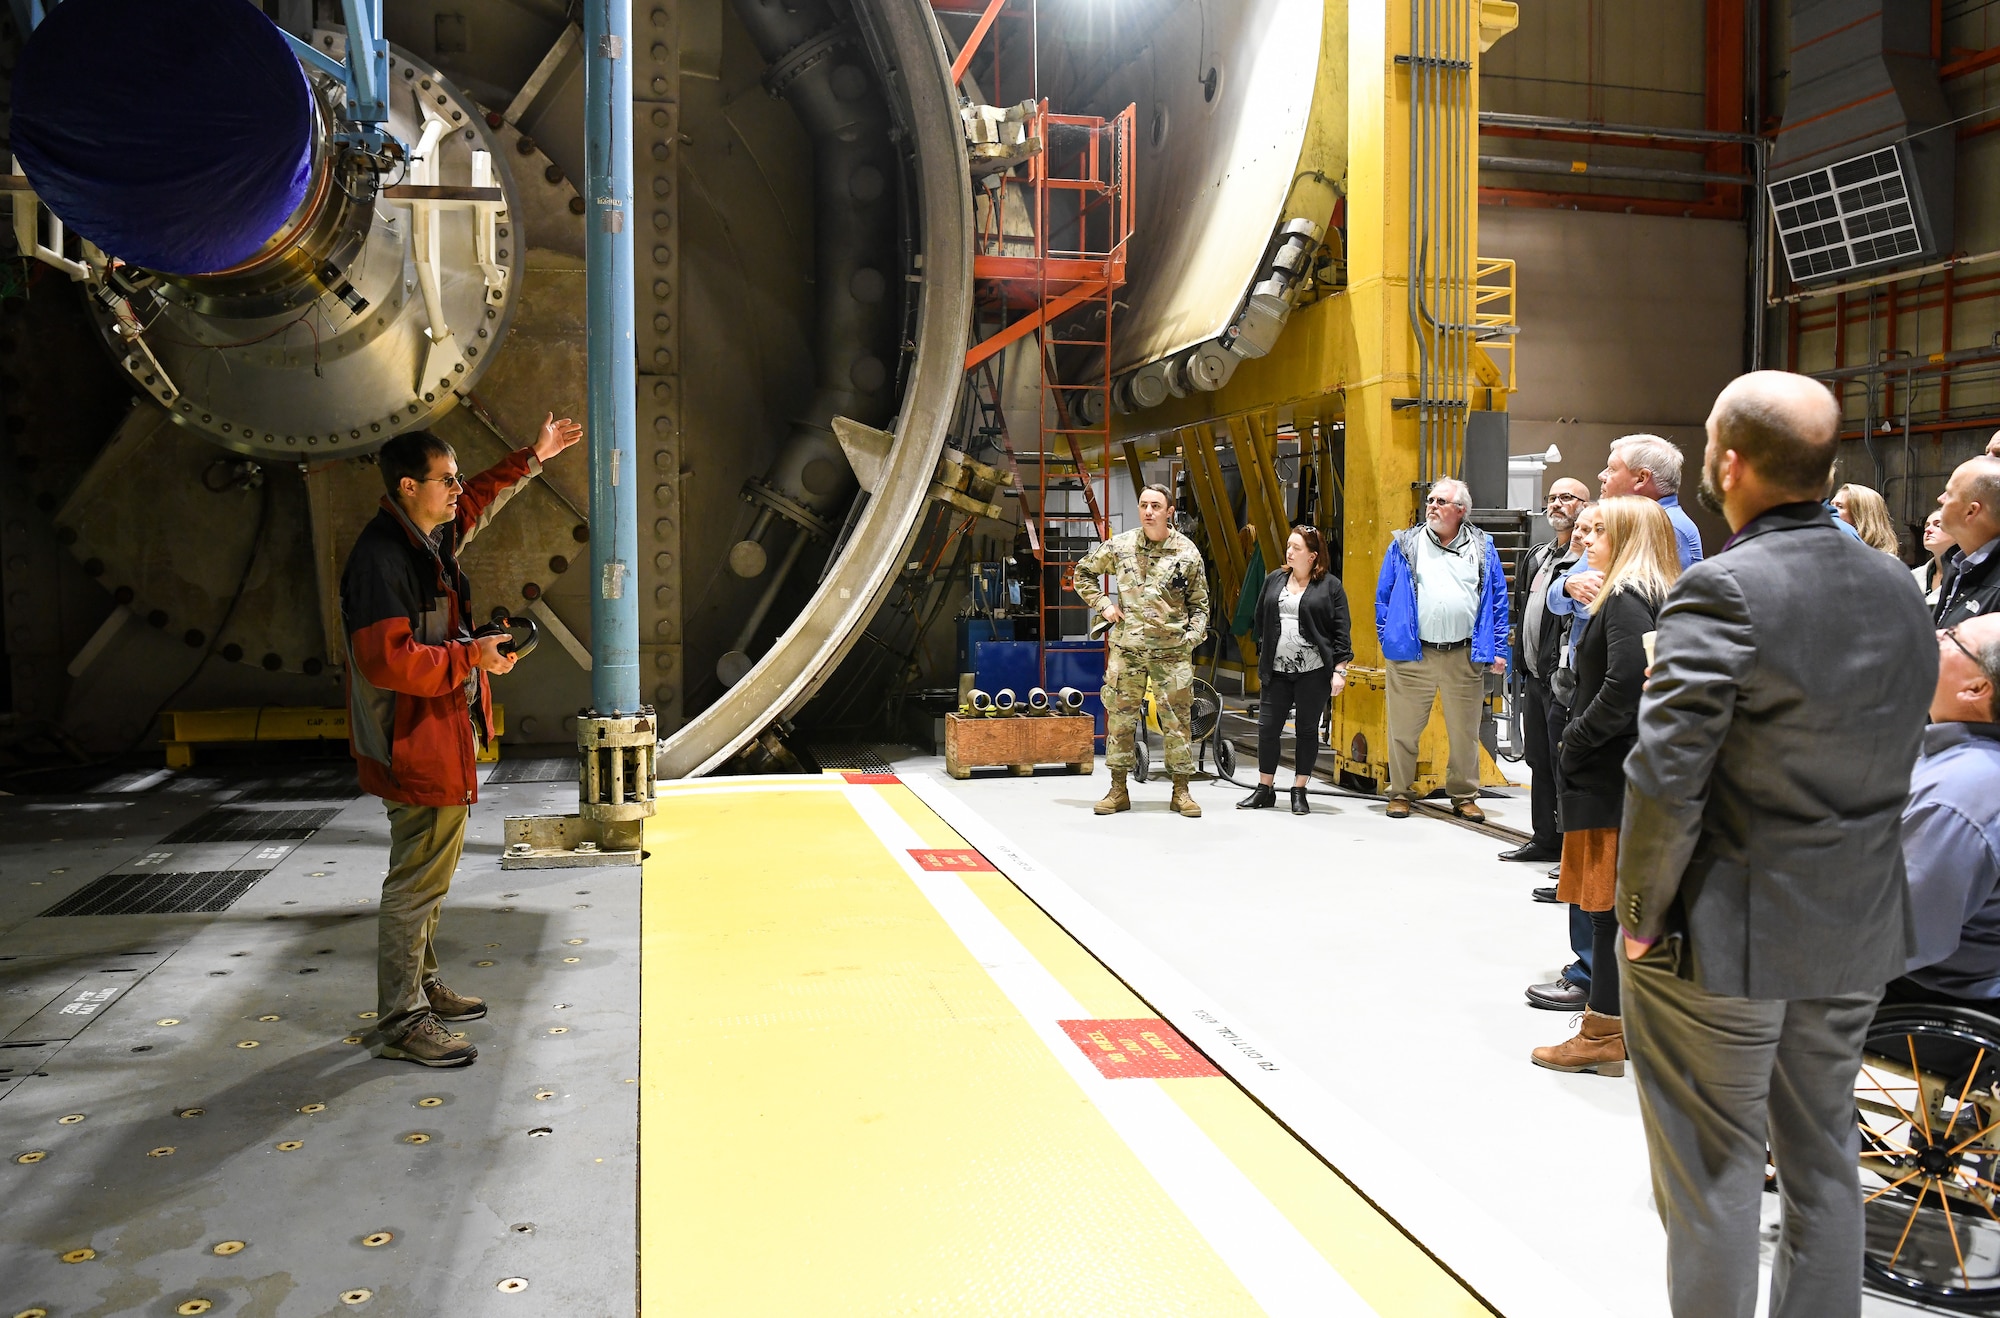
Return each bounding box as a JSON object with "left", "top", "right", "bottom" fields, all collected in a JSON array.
[{"left": 0, "top": 774, "right": 637, "bottom": 1317}]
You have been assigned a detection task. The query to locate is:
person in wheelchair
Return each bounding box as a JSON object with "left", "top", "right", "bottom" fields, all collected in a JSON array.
[
  {"left": 1237, "top": 525, "right": 1352, "bottom": 815},
  {"left": 1881, "top": 612, "right": 2000, "bottom": 1014}
]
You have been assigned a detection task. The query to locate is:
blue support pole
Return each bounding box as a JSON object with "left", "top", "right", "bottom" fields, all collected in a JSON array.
[{"left": 585, "top": 0, "right": 640, "bottom": 716}]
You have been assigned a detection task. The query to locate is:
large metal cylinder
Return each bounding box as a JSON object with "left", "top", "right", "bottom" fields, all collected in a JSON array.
[{"left": 14, "top": 23, "right": 526, "bottom": 462}]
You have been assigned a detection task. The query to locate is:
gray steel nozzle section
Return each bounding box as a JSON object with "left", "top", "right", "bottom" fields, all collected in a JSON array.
[{"left": 727, "top": 0, "right": 903, "bottom": 577}]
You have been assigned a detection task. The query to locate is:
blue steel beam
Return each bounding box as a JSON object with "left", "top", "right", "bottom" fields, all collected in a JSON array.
[
  {"left": 280, "top": 29, "right": 347, "bottom": 83},
  {"left": 338, "top": 0, "right": 388, "bottom": 124},
  {"left": 585, "top": 0, "right": 639, "bottom": 715}
]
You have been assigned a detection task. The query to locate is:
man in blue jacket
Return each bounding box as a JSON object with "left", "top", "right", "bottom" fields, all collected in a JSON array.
[{"left": 1375, "top": 478, "right": 1510, "bottom": 821}]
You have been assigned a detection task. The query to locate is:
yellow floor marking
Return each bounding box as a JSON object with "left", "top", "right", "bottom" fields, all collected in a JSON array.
[
  {"left": 642, "top": 783, "right": 1264, "bottom": 1316},
  {"left": 878, "top": 780, "right": 1487, "bottom": 1317}
]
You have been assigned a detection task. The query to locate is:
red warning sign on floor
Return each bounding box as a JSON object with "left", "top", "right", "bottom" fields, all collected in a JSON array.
[
  {"left": 908, "top": 847, "right": 996, "bottom": 872},
  {"left": 1058, "top": 1018, "right": 1222, "bottom": 1080},
  {"left": 842, "top": 772, "right": 900, "bottom": 784}
]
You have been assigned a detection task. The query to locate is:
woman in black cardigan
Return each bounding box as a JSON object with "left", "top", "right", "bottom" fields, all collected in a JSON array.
[
  {"left": 1238, "top": 526, "right": 1353, "bottom": 815},
  {"left": 1531, "top": 496, "right": 1681, "bottom": 1078}
]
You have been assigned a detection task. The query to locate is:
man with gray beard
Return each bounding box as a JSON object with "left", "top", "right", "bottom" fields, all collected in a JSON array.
[{"left": 1503, "top": 476, "right": 1591, "bottom": 867}]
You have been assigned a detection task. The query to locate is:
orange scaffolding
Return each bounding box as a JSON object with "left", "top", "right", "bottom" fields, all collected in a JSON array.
[{"left": 964, "top": 101, "right": 1133, "bottom": 667}]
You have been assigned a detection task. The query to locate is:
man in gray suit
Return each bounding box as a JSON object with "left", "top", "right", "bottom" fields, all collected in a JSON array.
[{"left": 1617, "top": 370, "right": 1937, "bottom": 1318}]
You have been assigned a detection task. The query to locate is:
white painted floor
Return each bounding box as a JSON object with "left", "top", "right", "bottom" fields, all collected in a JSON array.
[{"left": 909, "top": 753, "right": 1936, "bottom": 1318}]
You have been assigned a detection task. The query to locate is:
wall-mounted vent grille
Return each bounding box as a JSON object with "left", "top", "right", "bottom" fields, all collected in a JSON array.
[
  {"left": 43, "top": 870, "right": 266, "bottom": 916},
  {"left": 1770, "top": 146, "right": 1926, "bottom": 283}
]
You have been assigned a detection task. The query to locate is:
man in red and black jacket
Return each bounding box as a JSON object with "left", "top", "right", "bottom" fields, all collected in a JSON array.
[{"left": 342, "top": 415, "right": 581, "bottom": 1067}]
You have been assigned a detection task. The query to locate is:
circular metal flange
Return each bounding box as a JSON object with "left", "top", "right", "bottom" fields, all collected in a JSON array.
[
  {"left": 84, "top": 40, "right": 527, "bottom": 462},
  {"left": 49, "top": 115, "right": 586, "bottom": 681}
]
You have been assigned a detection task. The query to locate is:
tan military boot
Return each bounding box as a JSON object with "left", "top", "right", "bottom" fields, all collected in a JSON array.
[
  {"left": 1094, "top": 772, "right": 1130, "bottom": 815},
  {"left": 1170, "top": 775, "right": 1202, "bottom": 818}
]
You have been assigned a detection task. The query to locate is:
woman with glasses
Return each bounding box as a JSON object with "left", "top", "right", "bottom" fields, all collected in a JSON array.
[
  {"left": 1238, "top": 525, "right": 1352, "bottom": 814},
  {"left": 1532, "top": 496, "right": 1681, "bottom": 1078}
]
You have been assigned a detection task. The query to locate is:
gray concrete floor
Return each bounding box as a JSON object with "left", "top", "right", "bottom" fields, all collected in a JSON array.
[
  {"left": 0, "top": 743, "right": 1942, "bottom": 1317},
  {"left": 915, "top": 748, "right": 1935, "bottom": 1318},
  {"left": 0, "top": 760, "right": 637, "bottom": 1318}
]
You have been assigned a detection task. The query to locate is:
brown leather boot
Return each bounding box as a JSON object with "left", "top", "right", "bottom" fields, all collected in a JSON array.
[
  {"left": 425, "top": 979, "right": 487, "bottom": 1022},
  {"left": 1530, "top": 1008, "right": 1625, "bottom": 1077},
  {"left": 377, "top": 1014, "right": 478, "bottom": 1068},
  {"left": 1170, "top": 775, "right": 1202, "bottom": 818},
  {"left": 1094, "top": 772, "right": 1130, "bottom": 815}
]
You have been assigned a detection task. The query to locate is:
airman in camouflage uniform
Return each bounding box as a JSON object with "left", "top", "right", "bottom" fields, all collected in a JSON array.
[{"left": 1073, "top": 484, "right": 1210, "bottom": 818}]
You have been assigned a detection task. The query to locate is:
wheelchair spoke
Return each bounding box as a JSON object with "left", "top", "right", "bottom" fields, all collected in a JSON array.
[
  {"left": 1941, "top": 1048, "right": 1988, "bottom": 1145},
  {"left": 1868, "top": 1166, "right": 1930, "bottom": 1205},
  {"left": 1948, "top": 1116, "right": 2000, "bottom": 1157},
  {"left": 1859, "top": 1067, "right": 1922, "bottom": 1132},
  {"left": 1937, "top": 1182, "right": 1973, "bottom": 1291},
  {"left": 1910, "top": 1038, "right": 1936, "bottom": 1143},
  {"left": 1858, "top": 1123, "right": 1918, "bottom": 1157},
  {"left": 1890, "top": 1181, "right": 1932, "bottom": 1269}
]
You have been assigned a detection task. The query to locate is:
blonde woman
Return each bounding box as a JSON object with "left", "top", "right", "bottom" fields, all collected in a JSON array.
[
  {"left": 1832, "top": 483, "right": 1900, "bottom": 556},
  {"left": 1532, "top": 496, "right": 1681, "bottom": 1078}
]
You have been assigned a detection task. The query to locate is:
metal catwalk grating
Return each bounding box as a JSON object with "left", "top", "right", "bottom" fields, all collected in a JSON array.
[
  {"left": 42, "top": 870, "right": 267, "bottom": 916},
  {"left": 159, "top": 807, "right": 341, "bottom": 844},
  {"left": 806, "top": 742, "right": 900, "bottom": 773},
  {"left": 486, "top": 755, "right": 579, "bottom": 784},
  {"left": 235, "top": 766, "right": 363, "bottom": 802}
]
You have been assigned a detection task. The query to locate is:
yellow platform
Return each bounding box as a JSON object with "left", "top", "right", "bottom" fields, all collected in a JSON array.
[{"left": 640, "top": 774, "right": 1490, "bottom": 1316}]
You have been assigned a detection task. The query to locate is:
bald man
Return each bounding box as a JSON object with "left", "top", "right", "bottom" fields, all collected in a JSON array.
[
  {"left": 1936, "top": 455, "right": 2000, "bottom": 627},
  {"left": 1986, "top": 429, "right": 2000, "bottom": 460},
  {"left": 1880, "top": 612, "right": 2000, "bottom": 1013},
  {"left": 1617, "top": 370, "right": 1937, "bottom": 1318}
]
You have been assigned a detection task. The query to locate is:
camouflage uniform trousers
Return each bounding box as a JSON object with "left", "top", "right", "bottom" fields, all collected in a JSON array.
[{"left": 1103, "top": 645, "right": 1197, "bottom": 775}]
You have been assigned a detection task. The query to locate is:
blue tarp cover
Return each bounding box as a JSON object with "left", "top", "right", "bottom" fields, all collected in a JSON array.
[{"left": 13, "top": 0, "right": 314, "bottom": 275}]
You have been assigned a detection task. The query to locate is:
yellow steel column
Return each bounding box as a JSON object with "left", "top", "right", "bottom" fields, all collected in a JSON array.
[
  {"left": 1120, "top": 1, "right": 1512, "bottom": 794},
  {"left": 1321, "top": 0, "right": 1420, "bottom": 788}
]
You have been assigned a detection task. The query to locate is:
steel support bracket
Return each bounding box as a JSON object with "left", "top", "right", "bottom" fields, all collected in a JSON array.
[{"left": 500, "top": 814, "right": 643, "bottom": 869}]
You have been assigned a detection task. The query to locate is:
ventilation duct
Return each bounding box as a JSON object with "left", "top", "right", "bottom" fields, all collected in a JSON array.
[{"left": 1768, "top": 0, "right": 1953, "bottom": 285}]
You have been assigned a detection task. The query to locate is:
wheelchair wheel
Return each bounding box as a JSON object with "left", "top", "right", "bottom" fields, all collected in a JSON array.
[
  {"left": 1857, "top": 1005, "right": 2000, "bottom": 1310},
  {"left": 1132, "top": 738, "right": 1150, "bottom": 783}
]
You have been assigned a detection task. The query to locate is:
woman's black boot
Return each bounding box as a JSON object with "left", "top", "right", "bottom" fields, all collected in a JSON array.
[
  {"left": 1290, "top": 786, "right": 1311, "bottom": 815},
  {"left": 1237, "top": 784, "right": 1277, "bottom": 810}
]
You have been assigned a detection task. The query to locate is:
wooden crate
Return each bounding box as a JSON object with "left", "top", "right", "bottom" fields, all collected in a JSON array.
[{"left": 943, "top": 712, "right": 1094, "bottom": 779}]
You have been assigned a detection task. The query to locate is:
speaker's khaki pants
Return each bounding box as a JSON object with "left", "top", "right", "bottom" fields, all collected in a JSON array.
[
  {"left": 375, "top": 802, "right": 468, "bottom": 1039},
  {"left": 1385, "top": 646, "right": 1484, "bottom": 804}
]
